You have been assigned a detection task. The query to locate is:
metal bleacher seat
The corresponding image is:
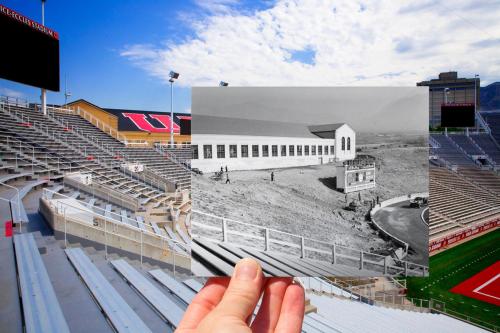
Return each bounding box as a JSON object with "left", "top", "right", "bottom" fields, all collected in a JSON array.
[
  {"left": 175, "top": 224, "right": 190, "bottom": 244},
  {"left": 183, "top": 279, "right": 204, "bottom": 293},
  {"left": 149, "top": 269, "right": 196, "bottom": 305},
  {"left": 14, "top": 233, "right": 70, "bottom": 333},
  {"left": 86, "top": 198, "right": 96, "bottom": 208},
  {"left": 110, "top": 259, "right": 184, "bottom": 328},
  {"left": 65, "top": 248, "right": 152, "bottom": 333}
]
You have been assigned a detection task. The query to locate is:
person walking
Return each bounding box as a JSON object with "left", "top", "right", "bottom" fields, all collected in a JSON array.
[
  {"left": 271, "top": 171, "right": 274, "bottom": 182},
  {"left": 225, "top": 165, "right": 228, "bottom": 173},
  {"left": 221, "top": 166, "right": 224, "bottom": 173},
  {"left": 358, "top": 192, "right": 361, "bottom": 202},
  {"left": 226, "top": 173, "right": 230, "bottom": 184}
]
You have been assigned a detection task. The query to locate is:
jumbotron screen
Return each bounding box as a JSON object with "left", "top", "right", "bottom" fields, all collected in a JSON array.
[
  {"left": 0, "top": 5, "right": 60, "bottom": 91},
  {"left": 441, "top": 103, "right": 475, "bottom": 127}
]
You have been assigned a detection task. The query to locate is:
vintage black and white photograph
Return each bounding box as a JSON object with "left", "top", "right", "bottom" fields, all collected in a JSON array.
[{"left": 190, "top": 87, "right": 429, "bottom": 277}]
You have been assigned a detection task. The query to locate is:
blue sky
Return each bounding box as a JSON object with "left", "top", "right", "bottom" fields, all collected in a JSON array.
[
  {"left": 1, "top": 0, "right": 499, "bottom": 112},
  {"left": 0, "top": 0, "right": 206, "bottom": 112}
]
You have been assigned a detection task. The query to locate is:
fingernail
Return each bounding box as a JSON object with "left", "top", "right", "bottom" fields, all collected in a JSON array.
[{"left": 235, "top": 259, "right": 258, "bottom": 281}]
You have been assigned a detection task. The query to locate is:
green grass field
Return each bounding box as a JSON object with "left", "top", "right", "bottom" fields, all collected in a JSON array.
[{"left": 406, "top": 229, "right": 500, "bottom": 328}]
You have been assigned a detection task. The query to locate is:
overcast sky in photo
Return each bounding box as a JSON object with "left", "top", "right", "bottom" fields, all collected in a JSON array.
[{"left": 192, "top": 87, "right": 428, "bottom": 133}]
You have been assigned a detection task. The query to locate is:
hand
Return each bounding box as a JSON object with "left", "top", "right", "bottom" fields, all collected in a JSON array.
[{"left": 176, "top": 258, "right": 305, "bottom": 333}]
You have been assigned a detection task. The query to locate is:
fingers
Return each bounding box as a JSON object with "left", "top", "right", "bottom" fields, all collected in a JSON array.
[
  {"left": 213, "top": 258, "right": 265, "bottom": 321},
  {"left": 251, "top": 277, "right": 293, "bottom": 333},
  {"left": 274, "top": 282, "right": 305, "bottom": 333},
  {"left": 176, "top": 277, "right": 230, "bottom": 332}
]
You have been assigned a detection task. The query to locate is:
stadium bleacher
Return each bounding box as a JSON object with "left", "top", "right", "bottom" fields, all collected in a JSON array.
[
  {"left": 0, "top": 97, "right": 493, "bottom": 332},
  {"left": 430, "top": 134, "right": 477, "bottom": 166},
  {"left": 429, "top": 167, "right": 500, "bottom": 239},
  {"left": 482, "top": 111, "right": 500, "bottom": 144},
  {"left": 469, "top": 133, "right": 500, "bottom": 165}
]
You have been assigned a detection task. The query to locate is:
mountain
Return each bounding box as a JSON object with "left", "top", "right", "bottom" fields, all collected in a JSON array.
[{"left": 480, "top": 82, "right": 500, "bottom": 110}]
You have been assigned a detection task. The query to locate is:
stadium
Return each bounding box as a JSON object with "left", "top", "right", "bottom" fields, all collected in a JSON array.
[{"left": 0, "top": 3, "right": 497, "bottom": 333}]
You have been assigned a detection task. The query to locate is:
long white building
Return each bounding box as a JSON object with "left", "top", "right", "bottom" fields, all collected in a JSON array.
[{"left": 191, "top": 115, "right": 356, "bottom": 173}]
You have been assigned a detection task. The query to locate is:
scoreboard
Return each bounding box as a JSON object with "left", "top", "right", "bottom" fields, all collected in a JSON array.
[{"left": 0, "top": 4, "right": 60, "bottom": 91}]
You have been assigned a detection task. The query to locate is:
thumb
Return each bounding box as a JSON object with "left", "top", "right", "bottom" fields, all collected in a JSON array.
[{"left": 214, "top": 258, "right": 264, "bottom": 321}]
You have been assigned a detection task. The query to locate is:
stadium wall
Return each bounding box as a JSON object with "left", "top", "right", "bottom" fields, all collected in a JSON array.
[{"left": 429, "top": 218, "right": 500, "bottom": 253}]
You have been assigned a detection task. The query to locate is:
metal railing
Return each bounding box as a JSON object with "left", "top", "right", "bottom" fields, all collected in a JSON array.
[
  {"left": 0, "top": 95, "right": 28, "bottom": 107},
  {"left": 0, "top": 103, "right": 172, "bottom": 198},
  {"left": 42, "top": 188, "right": 190, "bottom": 274},
  {"left": 45, "top": 105, "right": 186, "bottom": 188},
  {"left": 192, "top": 210, "right": 429, "bottom": 276}
]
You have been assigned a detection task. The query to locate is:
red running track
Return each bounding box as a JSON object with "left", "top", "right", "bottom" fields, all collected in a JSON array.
[{"left": 450, "top": 261, "right": 500, "bottom": 306}]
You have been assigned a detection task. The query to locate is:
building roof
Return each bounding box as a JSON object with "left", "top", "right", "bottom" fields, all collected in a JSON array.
[
  {"left": 104, "top": 108, "right": 190, "bottom": 116},
  {"left": 192, "top": 115, "right": 346, "bottom": 138}
]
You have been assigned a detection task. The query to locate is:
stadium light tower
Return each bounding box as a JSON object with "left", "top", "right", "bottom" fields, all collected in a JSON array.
[
  {"left": 41, "top": 0, "right": 47, "bottom": 115},
  {"left": 219, "top": 81, "right": 229, "bottom": 87},
  {"left": 64, "top": 75, "right": 71, "bottom": 106},
  {"left": 169, "top": 71, "right": 179, "bottom": 146}
]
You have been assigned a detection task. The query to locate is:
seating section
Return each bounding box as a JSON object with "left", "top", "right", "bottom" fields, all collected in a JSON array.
[
  {"left": 49, "top": 111, "right": 191, "bottom": 189},
  {"left": 482, "top": 111, "right": 500, "bottom": 144},
  {"left": 430, "top": 134, "right": 476, "bottom": 166},
  {"left": 0, "top": 104, "right": 179, "bottom": 205},
  {"left": 307, "top": 292, "right": 483, "bottom": 333},
  {"left": 448, "top": 134, "right": 482, "bottom": 155},
  {"left": 44, "top": 183, "right": 190, "bottom": 255},
  {"left": 14, "top": 233, "right": 70, "bottom": 333},
  {"left": 65, "top": 248, "right": 152, "bottom": 333},
  {"left": 191, "top": 238, "right": 423, "bottom": 277},
  {"left": 5, "top": 229, "right": 489, "bottom": 333},
  {"left": 111, "top": 259, "right": 185, "bottom": 328},
  {"left": 470, "top": 134, "right": 500, "bottom": 164},
  {"left": 429, "top": 167, "right": 500, "bottom": 239}
]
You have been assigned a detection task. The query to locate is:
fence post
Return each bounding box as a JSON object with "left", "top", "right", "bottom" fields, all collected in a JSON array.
[
  {"left": 404, "top": 261, "right": 408, "bottom": 276},
  {"left": 222, "top": 218, "right": 227, "bottom": 242},
  {"left": 300, "top": 237, "right": 305, "bottom": 258},
  {"left": 264, "top": 228, "right": 270, "bottom": 251},
  {"left": 359, "top": 251, "right": 364, "bottom": 270},
  {"left": 332, "top": 244, "right": 336, "bottom": 264},
  {"left": 140, "top": 230, "right": 143, "bottom": 266},
  {"left": 64, "top": 207, "right": 67, "bottom": 248},
  {"left": 383, "top": 256, "right": 387, "bottom": 275},
  {"left": 104, "top": 216, "right": 108, "bottom": 259}
]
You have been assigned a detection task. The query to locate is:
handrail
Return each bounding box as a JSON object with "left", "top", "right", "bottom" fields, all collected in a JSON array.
[
  {"left": 154, "top": 143, "right": 191, "bottom": 172},
  {"left": 0, "top": 181, "right": 23, "bottom": 231},
  {"left": 192, "top": 210, "right": 429, "bottom": 276},
  {"left": 0, "top": 95, "right": 28, "bottom": 107},
  {"left": 42, "top": 188, "right": 190, "bottom": 253},
  {"left": 0, "top": 134, "right": 74, "bottom": 173}
]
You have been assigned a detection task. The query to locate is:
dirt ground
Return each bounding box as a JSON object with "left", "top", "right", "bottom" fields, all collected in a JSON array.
[{"left": 193, "top": 135, "right": 428, "bottom": 254}]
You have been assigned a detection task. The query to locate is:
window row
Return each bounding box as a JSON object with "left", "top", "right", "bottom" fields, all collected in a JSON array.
[{"left": 192, "top": 144, "right": 342, "bottom": 159}]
